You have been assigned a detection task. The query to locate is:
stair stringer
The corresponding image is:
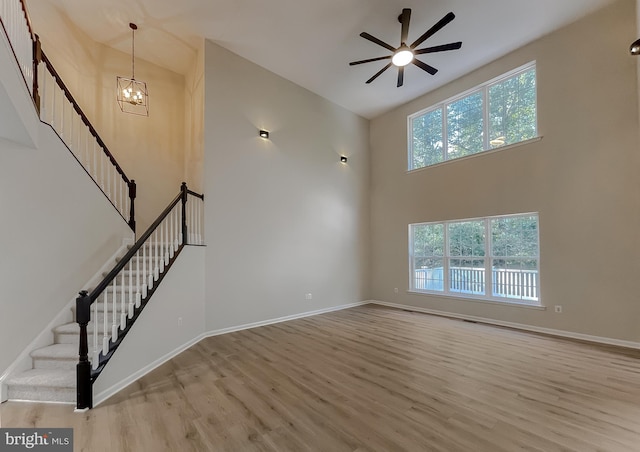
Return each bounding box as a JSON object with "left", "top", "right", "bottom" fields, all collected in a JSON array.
[
  {"left": 0, "top": 237, "right": 134, "bottom": 403},
  {"left": 92, "top": 246, "right": 206, "bottom": 406}
]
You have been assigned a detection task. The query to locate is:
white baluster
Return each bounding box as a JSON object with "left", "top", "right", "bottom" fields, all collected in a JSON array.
[
  {"left": 84, "top": 128, "right": 90, "bottom": 170},
  {"left": 40, "top": 63, "right": 47, "bottom": 122},
  {"left": 125, "top": 181, "right": 130, "bottom": 220},
  {"left": 175, "top": 206, "right": 180, "bottom": 249},
  {"left": 91, "top": 140, "right": 97, "bottom": 180},
  {"left": 164, "top": 220, "right": 169, "bottom": 268},
  {"left": 135, "top": 248, "right": 141, "bottom": 308},
  {"left": 112, "top": 168, "right": 117, "bottom": 206},
  {"left": 169, "top": 209, "right": 175, "bottom": 257},
  {"left": 154, "top": 229, "right": 159, "bottom": 280},
  {"left": 119, "top": 178, "right": 124, "bottom": 216},
  {"left": 120, "top": 270, "right": 126, "bottom": 330},
  {"left": 148, "top": 239, "right": 154, "bottom": 290},
  {"left": 92, "top": 300, "right": 99, "bottom": 369},
  {"left": 103, "top": 291, "right": 109, "bottom": 356},
  {"left": 111, "top": 279, "right": 118, "bottom": 339},
  {"left": 128, "top": 260, "right": 134, "bottom": 318},
  {"left": 51, "top": 80, "right": 56, "bottom": 129},
  {"left": 100, "top": 149, "right": 105, "bottom": 191},
  {"left": 142, "top": 242, "right": 148, "bottom": 298},
  {"left": 197, "top": 199, "right": 202, "bottom": 244},
  {"left": 106, "top": 157, "right": 111, "bottom": 198}
]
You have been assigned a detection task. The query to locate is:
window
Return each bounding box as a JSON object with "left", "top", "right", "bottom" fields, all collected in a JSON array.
[
  {"left": 409, "top": 213, "right": 540, "bottom": 306},
  {"left": 409, "top": 63, "right": 537, "bottom": 171}
]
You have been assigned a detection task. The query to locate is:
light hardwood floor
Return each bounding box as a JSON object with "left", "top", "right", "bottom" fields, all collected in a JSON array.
[{"left": 2, "top": 305, "right": 640, "bottom": 451}]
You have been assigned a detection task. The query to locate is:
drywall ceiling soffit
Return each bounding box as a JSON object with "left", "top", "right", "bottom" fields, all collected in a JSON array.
[{"left": 33, "top": 0, "right": 617, "bottom": 119}]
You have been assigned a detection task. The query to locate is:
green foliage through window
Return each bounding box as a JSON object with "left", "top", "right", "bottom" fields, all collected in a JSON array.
[
  {"left": 409, "top": 63, "right": 537, "bottom": 171},
  {"left": 409, "top": 213, "right": 540, "bottom": 304}
]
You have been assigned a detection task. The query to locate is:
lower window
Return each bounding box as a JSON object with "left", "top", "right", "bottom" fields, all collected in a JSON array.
[{"left": 409, "top": 213, "right": 540, "bottom": 305}]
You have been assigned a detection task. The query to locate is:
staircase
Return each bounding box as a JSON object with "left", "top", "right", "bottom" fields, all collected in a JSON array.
[
  {"left": 4, "top": 248, "right": 132, "bottom": 403},
  {"left": 1, "top": 0, "right": 205, "bottom": 409}
]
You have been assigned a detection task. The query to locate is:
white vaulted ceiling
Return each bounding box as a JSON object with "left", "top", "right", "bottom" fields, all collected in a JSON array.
[{"left": 31, "top": 0, "right": 619, "bottom": 119}]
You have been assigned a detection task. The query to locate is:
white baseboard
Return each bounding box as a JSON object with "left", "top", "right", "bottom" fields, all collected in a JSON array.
[
  {"left": 93, "top": 334, "right": 205, "bottom": 407},
  {"left": 369, "top": 300, "right": 640, "bottom": 350},
  {"left": 202, "top": 301, "right": 370, "bottom": 339},
  {"left": 93, "top": 301, "right": 369, "bottom": 407}
]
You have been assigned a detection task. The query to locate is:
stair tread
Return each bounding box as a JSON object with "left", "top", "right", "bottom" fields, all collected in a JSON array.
[
  {"left": 31, "top": 344, "right": 77, "bottom": 360},
  {"left": 5, "top": 369, "right": 75, "bottom": 388},
  {"left": 54, "top": 322, "right": 110, "bottom": 334}
]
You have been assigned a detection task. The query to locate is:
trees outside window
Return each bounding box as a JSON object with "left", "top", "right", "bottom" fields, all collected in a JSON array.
[
  {"left": 410, "top": 213, "right": 540, "bottom": 305},
  {"left": 409, "top": 63, "right": 537, "bottom": 171}
]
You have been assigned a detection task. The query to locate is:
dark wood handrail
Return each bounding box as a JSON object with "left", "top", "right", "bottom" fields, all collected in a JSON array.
[
  {"left": 187, "top": 189, "right": 204, "bottom": 200},
  {"left": 88, "top": 190, "right": 183, "bottom": 303},
  {"left": 40, "top": 51, "right": 131, "bottom": 183},
  {"left": 77, "top": 183, "right": 204, "bottom": 409},
  {"left": 18, "top": 0, "right": 35, "bottom": 39}
]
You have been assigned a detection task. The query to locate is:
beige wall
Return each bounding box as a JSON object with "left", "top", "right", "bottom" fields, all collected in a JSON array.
[
  {"left": 184, "top": 40, "right": 205, "bottom": 193},
  {"left": 370, "top": 0, "right": 640, "bottom": 342},
  {"left": 203, "top": 41, "right": 370, "bottom": 330},
  {"left": 29, "top": 2, "right": 187, "bottom": 232}
]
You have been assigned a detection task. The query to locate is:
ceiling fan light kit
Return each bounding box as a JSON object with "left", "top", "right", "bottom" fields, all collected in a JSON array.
[{"left": 350, "top": 8, "right": 462, "bottom": 87}]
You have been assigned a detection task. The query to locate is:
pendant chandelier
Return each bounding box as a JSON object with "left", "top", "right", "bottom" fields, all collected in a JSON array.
[{"left": 117, "top": 23, "right": 148, "bottom": 116}]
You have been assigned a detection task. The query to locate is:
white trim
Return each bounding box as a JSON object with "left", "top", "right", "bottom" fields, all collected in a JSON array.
[
  {"left": 92, "top": 300, "right": 369, "bottom": 407},
  {"left": 405, "top": 291, "right": 546, "bottom": 310},
  {"left": 369, "top": 300, "right": 640, "bottom": 350},
  {"left": 407, "top": 136, "right": 543, "bottom": 174},
  {"left": 0, "top": 237, "right": 134, "bottom": 403},
  {"left": 93, "top": 333, "right": 205, "bottom": 407},
  {"left": 201, "top": 301, "right": 370, "bottom": 338}
]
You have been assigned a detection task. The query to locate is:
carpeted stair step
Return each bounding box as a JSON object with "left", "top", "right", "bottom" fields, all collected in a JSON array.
[
  {"left": 5, "top": 369, "right": 75, "bottom": 403},
  {"left": 31, "top": 344, "right": 78, "bottom": 370},
  {"left": 53, "top": 321, "right": 112, "bottom": 344}
]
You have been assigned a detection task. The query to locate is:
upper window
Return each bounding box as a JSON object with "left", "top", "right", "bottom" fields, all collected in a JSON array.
[
  {"left": 409, "top": 63, "right": 537, "bottom": 171},
  {"left": 409, "top": 213, "right": 540, "bottom": 306}
]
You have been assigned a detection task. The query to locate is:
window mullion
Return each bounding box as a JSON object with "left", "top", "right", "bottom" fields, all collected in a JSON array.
[
  {"left": 442, "top": 106, "right": 447, "bottom": 163},
  {"left": 408, "top": 225, "right": 414, "bottom": 290},
  {"left": 485, "top": 219, "right": 491, "bottom": 297},
  {"left": 443, "top": 221, "right": 450, "bottom": 295},
  {"left": 483, "top": 86, "right": 489, "bottom": 151}
]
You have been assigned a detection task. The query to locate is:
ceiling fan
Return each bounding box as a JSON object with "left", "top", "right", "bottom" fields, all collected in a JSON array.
[{"left": 350, "top": 9, "right": 462, "bottom": 87}]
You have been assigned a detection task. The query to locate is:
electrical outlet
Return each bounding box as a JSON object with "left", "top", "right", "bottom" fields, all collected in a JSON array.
[
  {"left": 305, "top": 293, "right": 313, "bottom": 300},
  {"left": 394, "top": 288, "right": 399, "bottom": 293},
  {"left": 554, "top": 305, "right": 562, "bottom": 313}
]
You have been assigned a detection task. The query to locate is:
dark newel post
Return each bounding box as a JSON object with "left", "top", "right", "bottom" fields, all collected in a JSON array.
[
  {"left": 32, "top": 35, "right": 41, "bottom": 115},
  {"left": 76, "top": 291, "right": 93, "bottom": 410},
  {"left": 181, "top": 182, "right": 188, "bottom": 245},
  {"left": 128, "top": 180, "right": 136, "bottom": 234}
]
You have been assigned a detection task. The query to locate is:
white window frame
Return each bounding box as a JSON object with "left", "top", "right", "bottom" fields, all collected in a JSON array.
[
  {"left": 408, "top": 61, "right": 537, "bottom": 171},
  {"left": 408, "top": 213, "right": 541, "bottom": 307}
]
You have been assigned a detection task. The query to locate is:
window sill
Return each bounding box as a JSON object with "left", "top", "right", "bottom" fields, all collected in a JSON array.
[
  {"left": 406, "top": 290, "right": 546, "bottom": 311},
  {"left": 407, "top": 136, "right": 543, "bottom": 174}
]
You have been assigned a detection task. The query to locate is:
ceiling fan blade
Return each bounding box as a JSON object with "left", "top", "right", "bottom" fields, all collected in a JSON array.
[
  {"left": 397, "top": 66, "right": 404, "bottom": 87},
  {"left": 360, "top": 32, "right": 396, "bottom": 52},
  {"left": 410, "top": 12, "right": 455, "bottom": 49},
  {"left": 414, "top": 42, "right": 462, "bottom": 55},
  {"left": 412, "top": 59, "right": 438, "bottom": 75},
  {"left": 366, "top": 62, "right": 393, "bottom": 84},
  {"left": 400, "top": 8, "right": 411, "bottom": 44},
  {"left": 349, "top": 55, "right": 392, "bottom": 66}
]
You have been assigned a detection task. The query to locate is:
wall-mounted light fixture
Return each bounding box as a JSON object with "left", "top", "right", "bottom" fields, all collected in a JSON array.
[
  {"left": 259, "top": 130, "right": 269, "bottom": 139},
  {"left": 630, "top": 38, "right": 640, "bottom": 55},
  {"left": 340, "top": 156, "right": 348, "bottom": 163}
]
